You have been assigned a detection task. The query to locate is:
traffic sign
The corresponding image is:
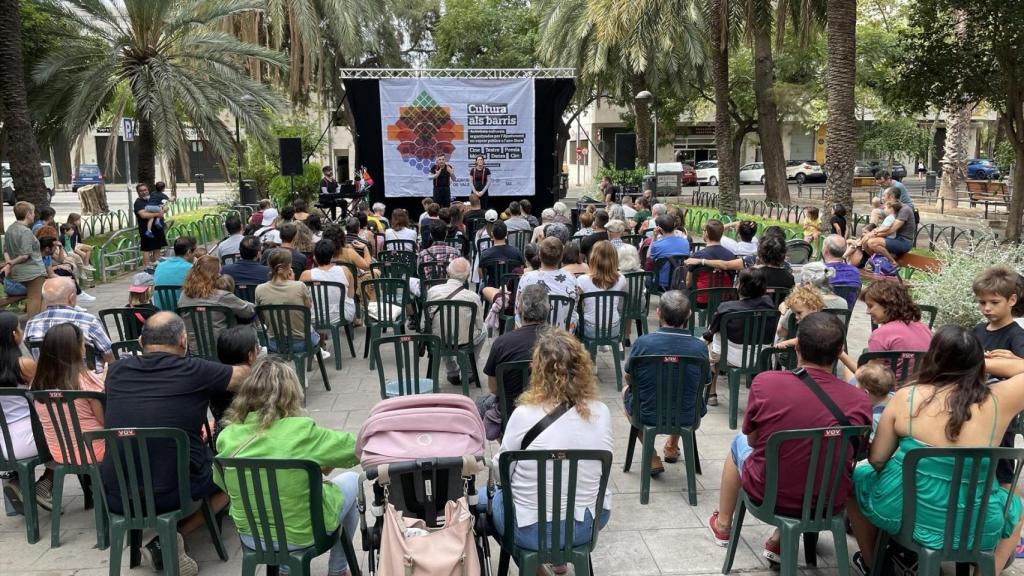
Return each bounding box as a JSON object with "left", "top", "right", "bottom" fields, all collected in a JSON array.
[{"left": 122, "top": 117, "right": 135, "bottom": 142}]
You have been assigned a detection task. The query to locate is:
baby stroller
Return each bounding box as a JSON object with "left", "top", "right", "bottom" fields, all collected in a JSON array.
[{"left": 356, "top": 393, "right": 492, "bottom": 575}]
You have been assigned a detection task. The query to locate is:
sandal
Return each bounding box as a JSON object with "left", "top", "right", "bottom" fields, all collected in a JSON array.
[{"left": 707, "top": 393, "right": 719, "bottom": 407}]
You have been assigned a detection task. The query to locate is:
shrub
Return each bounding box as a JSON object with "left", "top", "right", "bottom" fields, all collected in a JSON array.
[{"left": 269, "top": 162, "right": 322, "bottom": 207}]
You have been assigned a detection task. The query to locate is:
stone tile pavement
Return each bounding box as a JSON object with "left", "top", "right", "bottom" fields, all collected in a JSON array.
[{"left": 2, "top": 270, "right": 1021, "bottom": 576}]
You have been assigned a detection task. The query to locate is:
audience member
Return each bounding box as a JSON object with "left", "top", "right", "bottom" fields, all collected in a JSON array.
[
  {"left": 221, "top": 236, "right": 271, "bottom": 288},
  {"left": 384, "top": 208, "right": 418, "bottom": 246},
  {"left": 463, "top": 193, "right": 485, "bottom": 224},
  {"left": 800, "top": 206, "right": 822, "bottom": 245},
  {"left": 617, "top": 244, "right": 642, "bottom": 274},
  {"left": 605, "top": 219, "right": 627, "bottom": 249},
  {"left": 299, "top": 239, "right": 357, "bottom": 324},
  {"left": 852, "top": 362, "right": 894, "bottom": 438},
  {"left": 504, "top": 201, "right": 532, "bottom": 233},
  {"left": 261, "top": 224, "right": 306, "bottom": 280},
  {"left": 574, "top": 210, "right": 596, "bottom": 238},
  {"left": 708, "top": 313, "right": 872, "bottom": 565},
  {"left": 624, "top": 291, "right": 709, "bottom": 474},
  {"left": 552, "top": 201, "right": 572, "bottom": 225},
  {"left": 0, "top": 311, "right": 48, "bottom": 510},
  {"left": 153, "top": 235, "right": 197, "bottom": 292},
  {"left": 478, "top": 221, "right": 525, "bottom": 295},
  {"left": 686, "top": 220, "right": 737, "bottom": 291},
  {"left": 822, "top": 235, "right": 861, "bottom": 309},
  {"left": 293, "top": 199, "right": 311, "bottom": 222},
  {"left": 720, "top": 220, "right": 759, "bottom": 257},
  {"left": 648, "top": 214, "right": 691, "bottom": 289},
  {"left": 176, "top": 256, "right": 256, "bottom": 349},
  {"left": 756, "top": 236, "right": 795, "bottom": 290},
  {"left": 322, "top": 224, "right": 371, "bottom": 275},
  {"left": 520, "top": 199, "right": 539, "bottom": 228},
  {"left": 3, "top": 201, "right": 47, "bottom": 316},
  {"left": 418, "top": 220, "right": 462, "bottom": 279},
  {"left": 516, "top": 238, "right": 577, "bottom": 327},
  {"left": 254, "top": 207, "right": 280, "bottom": 244},
  {"left": 796, "top": 262, "right": 848, "bottom": 310},
  {"left": 860, "top": 278, "right": 932, "bottom": 359},
  {"left": 561, "top": 242, "right": 589, "bottom": 277},
  {"left": 63, "top": 212, "right": 95, "bottom": 271},
  {"left": 426, "top": 258, "right": 486, "bottom": 387},
  {"left": 372, "top": 202, "right": 390, "bottom": 229},
  {"left": 542, "top": 222, "right": 572, "bottom": 247},
  {"left": 101, "top": 312, "right": 248, "bottom": 573},
  {"left": 580, "top": 210, "right": 609, "bottom": 256},
  {"left": 830, "top": 204, "right": 848, "bottom": 237},
  {"left": 126, "top": 272, "right": 159, "bottom": 333},
  {"left": 864, "top": 189, "right": 916, "bottom": 263},
  {"left": 488, "top": 328, "right": 612, "bottom": 548},
  {"left": 210, "top": 215, "right": 244, "bottom": 259},
  {"left": 775, "top": 285, "right": 826, "bottom": 349},
  {"left": 256, "top": 250, "right": 320, "bottom": 354},
  {"left": 25, "top": 277, "right": 113, "bottom": 364},
  {"left": 578, "top": 241, "right": 628, "bottom": 338}
]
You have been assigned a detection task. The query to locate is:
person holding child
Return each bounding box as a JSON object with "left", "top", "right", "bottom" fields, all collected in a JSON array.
[{"left": 134, "top": 183, "right": 168, "bottom": 266}]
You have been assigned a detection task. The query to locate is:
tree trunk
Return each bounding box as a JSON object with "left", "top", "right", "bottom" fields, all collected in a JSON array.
[
  {"left": 937, "top": 104, "right": 971, "bottom": 207},
  {"left": 1007, "top": 146, "right": 1024, "bottom": 242},
  {"left": 710, "top": 0, "right": 738, "bottom": 216},
  {"left": 823, "top": 0, "right": 857, "bottom": 217},
  {"left": 752, "top": 25, "right": 790, "bottom": 205},
  {"left": 632, "top": 75, "right": 651, "bottom": 170},
  {"left": 0, "top": 0, "right": 49, "bottom": 207},
  {"left": 137, "top": 117, "right": 156, "bottom": 187}
]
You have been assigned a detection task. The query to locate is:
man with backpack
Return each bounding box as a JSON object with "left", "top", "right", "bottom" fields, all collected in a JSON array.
[{"left": 647, "top": 214, "right": 691, "bottom": 290}]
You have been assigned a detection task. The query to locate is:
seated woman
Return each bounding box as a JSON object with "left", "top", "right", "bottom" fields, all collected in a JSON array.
[
  {"left": 322, "top": 224, "right": 373, "bottom": 310},
  {"left": 488, "top": 328, "right": 612, "bottom": 551},
  {"left": 848, "top": 326, "right": 1024, "bottom": 573},
  {"left": 215, "top": 357, "right": 359, "bottom": 576},
  {"left": 617, "top": 244, "right": 642, "bottom": 274},
  {"left": 561, "top": 242, "right": 589, "bottom": 277},
  {"left": 256, "top": 250, "right": 321, "bottom": 353},
  {"left": 384, "top": 208, "right": 418, "bottom": 247},
  {"left": 30, "top": 323, "right": 105, "bottom": 463},
  {"left": 0, "top": 311, "right": 47, "bottom": 510},
  {"left": 177, "top": 255, "right": 256, "bottom": 351},
  {"left": 577, "top": 240, "right": 627, "bottom": 338},
  {"left": 299, "top": 239, "right": 358, "bottom": 350},
  {"left": 840, "top": 278, "right": 932, "bottom": 382}
]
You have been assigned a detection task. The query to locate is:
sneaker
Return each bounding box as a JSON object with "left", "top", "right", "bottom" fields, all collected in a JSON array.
[
  {"left": 320, "top": 348, "right": 331, "bottom": 360},
  {"left": 763, "top": 538, "right": 781, "bottom": 563},
  {"left": 176, "top": 533, "right": 198, "bottom": 576},
  {"left": 707, "top": 394, "right": 719, "bottom": 407},
  {"left": 154, "top": 220, "right": 164, "bottom": 230},
  {"left": 3, "top": 480, "right": 24, "bottom": 516},
  {"left": 77, "top": 291, "right": 97, "bottom": 303},
  {"left": 707, "top": 511, "right": 730, "bottom": 547},
  {"left": 852, "top": 551, "right": 870, "bottom": 576},
  {"left": 143, "top": 535, "right": 164, "bottom": 571},
  {"left": 447, "top": 373, "right": 462, "bottom": 387},
  {"left": 34, "top": 476, "right": 53, "bottom": 511}
]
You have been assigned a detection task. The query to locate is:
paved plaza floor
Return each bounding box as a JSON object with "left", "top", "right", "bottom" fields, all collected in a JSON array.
[{"left": 2, "top": 269, "right": 1021, "bottom": 576}]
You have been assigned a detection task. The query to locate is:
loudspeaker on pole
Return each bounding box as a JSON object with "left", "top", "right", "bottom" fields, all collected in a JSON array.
[{"left": 279, "top": 138, "right": 303, "bottom": 176}]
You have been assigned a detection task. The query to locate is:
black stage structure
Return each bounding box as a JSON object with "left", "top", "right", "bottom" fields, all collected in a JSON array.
[{"left": 340, "top": 68, "right": 575, "bottom": 218}]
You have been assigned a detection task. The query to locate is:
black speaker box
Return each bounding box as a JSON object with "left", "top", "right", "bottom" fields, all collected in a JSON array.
[
  {"left": 615, "top": 133, "right": 637, "bottom": 171},
  {"left": 279, "top": 138, "right": 303, "bottom": 176}
]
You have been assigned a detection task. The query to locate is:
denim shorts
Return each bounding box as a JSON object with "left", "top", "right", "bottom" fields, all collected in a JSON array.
[
  {"left": 730, "top": 434, "right": 753, "bottom": 476},
  {"left": 884, "top": 236, "right": 912, "bottom": 257},
  {"left": 3, "top": 278, "right": 26, "bottom": 296}
]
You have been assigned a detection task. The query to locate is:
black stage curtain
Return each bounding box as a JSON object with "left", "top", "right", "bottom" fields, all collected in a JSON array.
[{"left": 342, "top": 77, "right": 575, "bottom": 218}]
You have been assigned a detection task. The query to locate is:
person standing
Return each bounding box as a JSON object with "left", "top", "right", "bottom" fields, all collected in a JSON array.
[
  {"left": 469, "top": 155, "right": 491, "bottom": 209},
  {"left": 133, "top": 183, "right": 168, "bottom": 267},
  {"left": 429, "top": 154, "right": 455, "bottom": 208},
  {"left": 3, "top": 201, "right": 48, "bottom": 316}
]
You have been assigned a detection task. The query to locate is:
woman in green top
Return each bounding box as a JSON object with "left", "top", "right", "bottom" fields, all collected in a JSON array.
[
  {"left": 2, "top": 201, "right": 47, "bottom": 316},
  {"left": 848, "top": 326, "right": 1024, "bottom": 573},
  {"left": 215, "top": 357, "right": 359, "bottom": 576}
]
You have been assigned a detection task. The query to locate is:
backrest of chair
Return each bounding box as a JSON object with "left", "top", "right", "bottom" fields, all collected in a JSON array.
[
  {"left": 29, "top": 390, "right": 106, "bottom": 468},
  {"left": 360, "top": 278, "right": 410, "bottom": 323},
  {"left": 384, "top": 239, "right": 417, "bottom": 253},
  {"left": 786, "top": 240, "right": 814, "bottom": 264},
  {"left": 476, "top": 236, "right": 494, "bottom": 257},
  {"left": 757, "top": 426, "right": 871, "bottom": 527},
  {"left": 507, "top": 230, "right": 531, "bottom": 254},
  {"left": 689, "top": 266, "right": 735, "bottom": 300},
  {"left": 112, "top": 340, "right": 143, "bottom": 360},
  {"left": 719, "top": 309, "right": 782, "bottom": 371},
  {"left": 85, "top": 427, "right": 191, "bottom": 527},
  {"left": 153, "top": 285, "right": 181, "bottom": 312},
  {"left": 178, "top": 305, "right": 236, "bottom": 359},
  {"left": 495, "top": 360, "right": 532, "bottom": 426},
  {"left": 235, "top": 283, "right": 258, "bottom": 304},
  {"left": 831, "top": 284, "right": 860, "bottom": 310},
  {"left": 857, "top": 350, "right": 926, "bottom": 388},
  {"left": 378, "top": 249, "right": 417, "bottom": 268},
  {"left": 548, "top": 295, "right": 575, "bottom": 330},
  {"left": 497, "top": 450, "right": 612, "bottom": 559},
  {"left": 768, "top": 286, "right": 792, "bottom": 308},
  {"left": 651, "top": 257, "right": 680, "bottom": 291},
  {"left": 255, "top": 304, "right": 313, "bottom": 355},
  {"left": 919, "top": 304, "right": 938, "bottom": 330},
  {"left": 481, "top": 259, "right": 512, "bottom": 290},
  {"left": 305, "top": 280, "right": 346, "bottom": 328},
  {"left": 371, "top": 260, "right": 414, "bottom": 284},
  {"left": 758, "top": 346, "right": 797, "bottom": 372},
  {"left": 100, "top": 307, "right": 145, "bottom": 341},
  {"left": 899, "top": 446, "right": 1024, "bottom": 557},
  {"left": 579, "top": 291, "right": 627, "bottom": 340},
  {"left": 687, "top": 287, "right": 738, "bottom": 333},
  {"left": 418, "top": 261, "right": 448, "bottom": 283},
  {"left": 371, "top": 334, "right": 441, "bottom": 398},
  {"left": 214, "top": 457, "right": 330, "bottom": 561},
  {"left": 622, "top": 234, "right": 643, "bottom": 248},
  {"left": 623, "top": 271, "right": 652, "bottom": 318},
  {"left": 425, "top": 301, "right": 478, "bottom": 350},
  {"left": 220, "top": 254, "right": 239, "bottom": 266},
  {"left": 626, "top": 355, "right": 710, "bottom": 430}
]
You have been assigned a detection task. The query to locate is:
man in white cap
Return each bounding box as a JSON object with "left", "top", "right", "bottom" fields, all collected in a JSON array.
[{"left": 255, "top": 207, "right": 280, "bottom": 246}]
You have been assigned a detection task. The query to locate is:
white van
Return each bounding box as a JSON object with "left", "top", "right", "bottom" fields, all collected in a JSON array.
[{"left": 1, "top": 162, "right": 55, "bottom": 205}]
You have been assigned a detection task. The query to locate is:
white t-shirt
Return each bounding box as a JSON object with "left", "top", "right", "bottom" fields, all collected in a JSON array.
[
  {"left": 516, "top": 268, "right": 578, "bottom": 326},
  {"left": 622, "top": 205, "right": 637, "bottom": 218},
  {"left": 577, "top": 274, "right": 628, "bottom": 336},
  {"left": 310, "top": 266, "right": 356, "bottom": 323},
  {"left": 494, "top": 400, "right": 613, "bottom": 527},
  {"left": 720, "top": 235, "right": 759, "bottom": 257},
  {"left": 385, "top": 227, "right": 418, "bottom": 245}
]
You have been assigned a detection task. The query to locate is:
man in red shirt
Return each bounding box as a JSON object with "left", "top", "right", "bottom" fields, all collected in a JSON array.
[{"left": 706, "top": 312, "right": 872, "bottom": 564}]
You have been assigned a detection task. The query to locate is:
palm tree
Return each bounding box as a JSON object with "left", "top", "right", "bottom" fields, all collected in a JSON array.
[
  {"left": 710, "top": 0, "right": 739, "bottom": 216},
  {"left": 937, "top": 12, "right": 971, "bottom": 208},
  {"left": 0, "top": 0, "right": 49, "bottom": 207},
  {"left": 35, "top": 0, "right": 287, "bottom": 187},
  {"left": 823, "top": 0, "right": 856, "bottom": 216}
]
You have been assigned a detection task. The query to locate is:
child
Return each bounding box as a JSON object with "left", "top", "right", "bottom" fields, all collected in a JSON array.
[
  {"left": 801, "top": 206, "right": 822, "bottom": 244},
  {"left": 854, "top": 362, "right": 895, "bottom": 438},
  {"left": 830, "top": 204, "right": 848, "bottom": 237},
  {"left": 63, "top": 213, "right": 95, "bottom": 271},
  {"left": 868, "top": 196, "right": 884, "bottom": 226},
  {"left": 126, "top": 272, "right": 158, "bottom": 334},
  {"left": 141, "top": 182, "right": 170, "bottom": 238},
  {"left": 775, "top": 285, "right": 825, "bottom": 349},
  {"left": 880, "top": 199, "right": 899, "bottom": 230}
]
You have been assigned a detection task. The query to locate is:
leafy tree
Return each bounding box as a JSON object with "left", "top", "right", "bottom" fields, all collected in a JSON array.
[
  {"left": 859, "top": 118, "right": 931, "bottom": 163},
  {"left": 430, "top": 0, "right": 538, "bottom": 68},
  {"left": 242, "top": 116, "right": 322, "bottom": 199}
]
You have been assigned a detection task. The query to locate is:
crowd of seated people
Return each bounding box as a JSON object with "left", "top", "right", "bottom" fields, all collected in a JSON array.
[{"left": 6, "top": 191, "right": 1024, "bottom": 576}]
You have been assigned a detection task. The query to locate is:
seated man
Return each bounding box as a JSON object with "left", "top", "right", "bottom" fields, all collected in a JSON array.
[
  {"left": 25, "top": 277, "right": 114, "bottom": 364},
  {"left": 624, "top": 290, "right": 709, "bottom": 474},
  {"left": 504, "top": 200, "right": 533, "bottom": 233},
  {"left": 822, "top": 234, "right": 861, "bottom": 309},
  {"left": 647, "top": 214, "right": 691, "bottom": 289},
  {"left": 579, "top": 210, "right": 610, "bottom": 257},
  {"left": 720, "top": 220, "right": 759, "bottom": 257},
  {"left": 707, "top": 312, "right": 871, "bottom": 563},
  {"left": 426, "top": 258, "right": 486, "bottom": 387},
  {"left": 221, "top": 235, "right": 271, "bottom": 288},
  {"left": 479, "top": 221, "right": 525, "bottom": 298},
  {"left": 864, "top": 188, "right": 916, "bottom": 264},
  {"left": 686, "top": 219, "right": 737, "bottom": 287},
  {"left": 418, "top": 220, "right": 462, "bottom": 279},
  {"left": 101, "top": 312, "right": 249, "bottom": 573},
  {"left": 210, "top": 214, "right": 244, "bottom": 259},
  {"left": 480, "top": 284, "right": 549, "bottom": 431},
  {"left": 153, "top": 235, "right": 197, "bottom": 291},
  {"left": 516, "top": 237, "right": 577, "bottom": 328}
]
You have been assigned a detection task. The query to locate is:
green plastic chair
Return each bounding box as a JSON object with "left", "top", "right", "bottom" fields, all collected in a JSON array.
[
  {"left": 255, "top": 304, "right": 330, "bottom": 391},
  {"left": 578, "top": 290, "right": 629, "bottom": 391},
  {"left": 85, "top": 427, "right": 228, "bottom": 575},
  {"left": 507, "top": 230, "right": 532, "bottom": 255},
  {"left": 495, "top": 360, "right": 532, "bottom": 434},
  {"left": 154, "top": 285, "right": 181, "bottom": 312},
  {"left": 768, "top": 286, "right": 792, "bottom": 308},
  {"left": 28, "top": 390, "right": 109, "bottom": 548},
  {"left": 371, "top": 334, "right": 441, "bottom": 398},
  {"left": 414, "top": 262, "right": 449, "bottom": 330},
  {"left": 871, "top": 446, "right": 1024, "bottom": 576},
  {"left": 360, "top": 278, "right": 411, "bottom": 370},
  {"left": 213, "top": 457, "right": 362, "bottom": 576},
  {"left": 383, "top": 239, "right": 416, "bottom": 253},
  {"left": 235, "top": 283, "right": 258, "bottom": 304},
  {"left": 220, "top": 254, "right": 239, "bottom": 266},
  {"left": 857, "top": 350, "right": 926, "bottom": 388},
  {"left": 99, "top": 307, "right": 146, "bottom": 341},
  {"left": 0, "top": 388, "right": 49, "bottom": 544},
  {"left": 622, "top": 355, "right": 711, "bottom": 505},
  {"left": 831, "top": 284, "right": 861, "bottom": 310},
  {"left": 423, "top": 300, "right": 481, "bottom": 396},
  {"left": 622, "top": 271, "right": 653, "bottom": 346},
  {"left": 377, "top": 249, "right": 417, "bottom": 269},
  {"left": 178, "top": 304, "right": 237, "bottom": 360},
  {"left": 493, "top": 449, "right": 612, "bottom": 576},
  {"left": 111, "top": 339, "right": 143, "bottom": 360},
  {"left": 721, "top": 425, "right": 871, "bottom": 576},
  {"left": 305, "top": 280, "right": 357, "bottom": 370},
  {"left": 687, "top": 287, "right": 738, "bottom": 335},
  {"left": 547, "top": 294, "right": 576, "bottom": 331},
  {"left": 758, "top": 346, "right": 797, "bottom": 372},
  {"left": 622, "top": 234, "right": 644, "bottom": 248},
  {"left": 480, "top": 259, "right": 515, "bottom": 292},
  {"left": 785, "top": 239, "right": 814, "bottom": 263},
  {"left": 716, "top": 309, "right": 782, "bottom": 429},
  {"left": 370, "top": 260, "right": 414, "bottom": 285}
]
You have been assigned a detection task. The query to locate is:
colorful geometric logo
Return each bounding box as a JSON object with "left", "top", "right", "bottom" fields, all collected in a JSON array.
[{"left": 386, "top": 90, "right": 465, "bottom": 174}]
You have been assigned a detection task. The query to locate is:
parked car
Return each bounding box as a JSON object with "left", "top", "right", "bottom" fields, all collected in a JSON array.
[
  {"left": 966, "top": 158, "right": 1002, "bottom": 180},
  {"left": 72, "top": 163, "right": 104, "bottom": 192},
  {"left": 786, "top": 160, "right": 826, "bottom": 184},
  {"left": 738, "top": 162, "right": 766, "bottom": 184},
  {"left": 680, "top": 163, "right": 697, "bottom": 186},
  {"left": 854, "top": 161, "right": 874, "bottom": 178},
  {"left": 2, "top": 162, "right": 55, "bottom": 206},
  {"left": 866, "top": 160, "right": 907, "bottom": 180},
  {"left": 694, "top": 160, "right": 720, "bottom": 185}
]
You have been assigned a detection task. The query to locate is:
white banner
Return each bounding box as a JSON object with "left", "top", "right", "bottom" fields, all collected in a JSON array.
[{"left": 379, "top": 78, "right": 535, "bottom": 198}]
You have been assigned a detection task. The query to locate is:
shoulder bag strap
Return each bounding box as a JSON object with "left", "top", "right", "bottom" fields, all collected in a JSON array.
[
  {"left": 792, "top": 368, "right": 863, "bottom": 455},
  {"left": 521, "top": 402, "right": 572, "bottom": 449}
]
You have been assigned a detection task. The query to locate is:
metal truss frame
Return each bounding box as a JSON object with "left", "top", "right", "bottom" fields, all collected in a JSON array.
[{"left": 338, "top": 68, "right": 575, "bottom": 79}]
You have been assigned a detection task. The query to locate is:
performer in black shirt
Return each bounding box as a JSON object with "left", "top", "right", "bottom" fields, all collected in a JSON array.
[
  {"left": 320, "top": 166, "right": 338, "bottom": 195},
  {"left": 469, "top": 155, "right": 492, "bottom": 209},
  {"left": 429, "top": 154, "right": 454, "bottom": 208}
]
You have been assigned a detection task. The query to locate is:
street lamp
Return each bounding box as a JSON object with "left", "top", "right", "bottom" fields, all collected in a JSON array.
[{"left": 635, "top": 90, "right": 657, "bottom": 193}]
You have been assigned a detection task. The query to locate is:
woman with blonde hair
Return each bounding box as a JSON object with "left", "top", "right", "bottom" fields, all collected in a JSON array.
[
  {"left": 617, "top": 244, "right": 642, "bottom": 273},
  {"left": 215, "top": 357, "right": 359, "bottom": 576},
  {"left": 177, "top": 255, "right": 255, "bottom": 350},
  {"left": 488, "top": 328, "right": 613, "bottom": 550},
  {"left": 577, "top": 240, "right": 627, "bottom": 338}
]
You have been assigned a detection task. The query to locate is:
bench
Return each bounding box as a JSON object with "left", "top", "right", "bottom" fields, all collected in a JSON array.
[
  {"left": 860, "top": 252, "right": 941, "bottom": 282},
  {"left": 966, "top": 180, "right": 1010, "bottom": 218}
]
